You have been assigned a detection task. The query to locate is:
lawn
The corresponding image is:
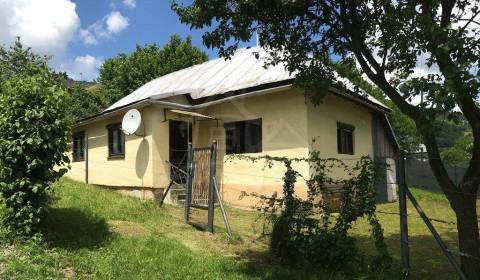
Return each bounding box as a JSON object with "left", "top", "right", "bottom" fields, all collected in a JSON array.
[{"left": 0, "top": 178, "right": 477, "bottom": 279}]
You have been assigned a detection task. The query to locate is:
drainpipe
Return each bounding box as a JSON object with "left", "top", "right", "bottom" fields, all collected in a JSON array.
[{"left": 85, "top": 133, "right": 89, "bottom": 184}]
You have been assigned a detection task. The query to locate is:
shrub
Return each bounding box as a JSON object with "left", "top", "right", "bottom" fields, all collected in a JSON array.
[
  {"left": 0, "top": 73, "right": 72, "bottom": 238},
  {"left": 235, "top": 153, "right": 390, "bottom": 273}
]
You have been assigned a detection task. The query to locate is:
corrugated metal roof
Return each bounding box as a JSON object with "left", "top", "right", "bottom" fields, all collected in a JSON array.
[{"left": 106, "top": 47, "right": 388, "bottom": 112}]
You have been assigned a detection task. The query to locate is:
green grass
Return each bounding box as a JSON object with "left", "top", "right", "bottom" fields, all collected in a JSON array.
[{"left": 0, "top": 179, "right": 477, "bottom": 279}]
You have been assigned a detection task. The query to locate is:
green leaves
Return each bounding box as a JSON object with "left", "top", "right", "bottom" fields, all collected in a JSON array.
[
  {"left": 0, "top": 54, "right": 72, "bottom": 239},
  {"left": 234, "top": 153, "right": 390, "bottom": 273}
]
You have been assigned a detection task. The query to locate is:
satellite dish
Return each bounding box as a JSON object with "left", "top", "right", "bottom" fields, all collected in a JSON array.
[{"left": 122, "top": 109, "right": 142, "bottom": 135}]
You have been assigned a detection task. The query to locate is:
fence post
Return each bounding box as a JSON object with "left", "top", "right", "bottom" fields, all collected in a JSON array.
[
  {"left": 405, "top": 188, "right": 467, "bottom": 280},
  {"left": 184, "top": 142, "right": 193, "bottom": 223},
  {"left": 397, "top": 151, "right": 409, "bottom": 274},
  {"left": 207, "top": 141, "right": 217, "bottom": 233}
]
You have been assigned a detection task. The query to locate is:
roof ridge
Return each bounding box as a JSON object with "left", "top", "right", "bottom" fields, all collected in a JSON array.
[{"left": 136, "top": 47, "right": 257, "bottom": 90}]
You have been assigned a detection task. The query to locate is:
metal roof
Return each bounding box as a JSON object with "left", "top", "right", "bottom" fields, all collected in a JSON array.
[{"left": 106, "top": 47, "right": 389, "bottom": 112}]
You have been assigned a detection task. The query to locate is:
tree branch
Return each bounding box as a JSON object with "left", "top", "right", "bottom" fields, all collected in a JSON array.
[
  {"left": 421, "top": 0, "right": 480, "bottom": 193},
  {"left": 458, "top": 10, "right": 480, "bottom": 35}
]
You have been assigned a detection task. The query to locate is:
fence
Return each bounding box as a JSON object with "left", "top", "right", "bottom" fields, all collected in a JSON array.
[
  {"left": 398, "top": 152, "right": 480, "bottom": 279},
  {"left": 404, "top": 152, "right": 479, "bottom": 196}
]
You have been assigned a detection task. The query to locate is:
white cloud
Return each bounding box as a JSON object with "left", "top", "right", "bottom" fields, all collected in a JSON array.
[
  {"left": 123, "top": 0, "right": 136, "bottom": 8},
  {"left": 106, "top": 11, "right": 129, "bottom": 34},
  {"left": 0, "top": 0, "right": 80, "bottom": 56},
  {"left": 79, "top": 29, "right": 97, "bottom": 45},
  {"left": 79, "top": 11, "right": 129, "bottom": 45},
  {"left": 59, "top": 55, "right": 103, "bottom": 81}
]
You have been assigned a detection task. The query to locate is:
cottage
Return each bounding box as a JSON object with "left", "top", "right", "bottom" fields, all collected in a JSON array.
[{"left": 67, "top": 47, "right": 398, "bottom": 207}]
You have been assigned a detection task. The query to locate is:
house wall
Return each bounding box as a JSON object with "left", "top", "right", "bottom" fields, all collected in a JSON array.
[
  {"left": 67, "top": 88, "right": 380, "bottom": 206},
  {"left": 306, "top": 94, "right": 374, "bottom": 179},
  {"left": 68, "top": 106, "right": 158, "bottom": 199},
  {"left": 194, "top": 88, "right": 310, "bottom": 207}
]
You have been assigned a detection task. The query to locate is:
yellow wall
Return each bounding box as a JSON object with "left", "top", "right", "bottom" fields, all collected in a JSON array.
[
  {"left": 193, "top": 90, "right": 375, "bottom": 207},
  {"left": 307, "top": 94, "right": 373, "bottom": 158},
  {"left": 68, "top": 106, "right": 156, "bottom": 189},
  {"left": 67, "top": 88, "right": 376, "bottom": 207},
  {"left": 307, "top": 94, "right": 374, "bottom": 179},
  {"left": 194, "top": 89, "right": 311, "bottom": 207}
]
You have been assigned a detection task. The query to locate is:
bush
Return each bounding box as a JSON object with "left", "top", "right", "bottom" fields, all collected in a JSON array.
[
  {"left": 0, "top": 73, "right": 72, "bottom": 238},
  {"left": 235, "top": 153, "right": 390, "bottom": 273}
]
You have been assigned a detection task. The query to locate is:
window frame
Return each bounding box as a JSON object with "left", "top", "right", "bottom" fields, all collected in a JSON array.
[
  {"left": 72, "top": 131, "right": 85, "bottom": 162},
  {"left": 107, "top": 122, "right": 125, "bottom": 159},
  {"left": 337, "top": 122, "right": 355, "bottom": 155},
  {"left": 224, "top": 118, "right": 262, "bottom": 155}
]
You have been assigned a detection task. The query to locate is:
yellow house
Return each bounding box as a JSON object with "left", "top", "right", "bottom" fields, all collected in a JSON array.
[{"left": 67, "top": 47, "right": 398, "bottom": 207}]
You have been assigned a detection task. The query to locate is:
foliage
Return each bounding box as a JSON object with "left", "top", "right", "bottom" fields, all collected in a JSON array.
[
  {"left": 434, "top": 117, "right": 469, "bottom": 149},
  {"left": 0, "top": 38, "right": 51, "bottom": 83},
  {"left": 172, "top": 2, "right": 480, "bottom": 276},
  {"left": 0, "top": 72, "right": 72, "bottom": 238},
  {"left": 441, "top": 134, "right": 473, "bottom": 166},
  {"left": 68, "top": 84, "right": 108, "bottom": 121},
  {"left": 234, "top": 153, "right": 390, "bottom": 273},
  {"left": 0, "top": 39, "right": 104, "bottom": 122},
  {"left": 99, "top": 35, "right": 208, "bottom": 105}
]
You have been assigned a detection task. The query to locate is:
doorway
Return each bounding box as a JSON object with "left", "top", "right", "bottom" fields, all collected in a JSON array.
[{"left": 169, "top": 120, "right": 192, "bottom": 183}]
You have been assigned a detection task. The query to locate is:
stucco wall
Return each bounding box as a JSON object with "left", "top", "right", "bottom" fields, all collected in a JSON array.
[
  {"left": 307, "top": 94, "right": 374, "bottom": 179},
  {"left": 194, "top": 88, "right": 311, "bottom": 207},
  {"left": 68, "top": 106, "right": 156, "bottom": 190}
]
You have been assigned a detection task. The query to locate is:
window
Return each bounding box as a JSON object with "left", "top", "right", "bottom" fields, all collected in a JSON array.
[
  {"left": 337, "top": 122, "right": 354, "bottom": 155},
  {"left": 72, "top": 131, "right": 85, "bottom": 161},
  {"left": 107, "top": 123, "right": 125, "bottom": 158},
  {"left": 224, "top": 118, "right": 262, "bottom": 154}
]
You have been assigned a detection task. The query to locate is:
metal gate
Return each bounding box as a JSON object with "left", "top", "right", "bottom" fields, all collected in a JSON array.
[{"left": 184, "top": 141, "right": 232, "bottom": 235}]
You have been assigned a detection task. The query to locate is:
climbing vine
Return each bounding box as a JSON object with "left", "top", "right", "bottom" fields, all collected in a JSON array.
[{"left": 232, "top": 151, "right": 390, "bottom": 273}]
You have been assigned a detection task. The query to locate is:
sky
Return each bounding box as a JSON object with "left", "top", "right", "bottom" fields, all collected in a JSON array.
[{"left": 0, "top": 0, "right": 256, "bottom": 81}]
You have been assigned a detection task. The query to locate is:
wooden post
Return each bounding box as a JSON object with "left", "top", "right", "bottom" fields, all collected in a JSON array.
[
  {"left": 397, "top": 151, "right": 409, "bottom": 274},
  {"left": 207, "top": 141, "right": 217, "bottom": 233},
  {"left": 184, "top": 142, "right": 193, "bottom": 223}
]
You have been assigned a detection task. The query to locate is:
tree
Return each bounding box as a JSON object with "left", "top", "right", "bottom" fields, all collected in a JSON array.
[
  {"left": 0, "top": 40, "right": 72, "bottom": 238},
  {"left": 0, "top": 38, "right": 52, "bottom": 82},
  {"left": 442, "top": 134, "right": 474, "bottom": 166},
  {"left": 0, "top": 73, "right": 72, "bottom": 238},
  {"left": 435, "top": 116, "right": 469, "bottom": 149},
  {"left": 173, "top": 1, "right": 480, "bottom": 277},
  {"left": 68, "top": 84, "right": 108, "bottom": 121},
  {"left": 99, "top": 35, "right": 208, "bottom": 105}
]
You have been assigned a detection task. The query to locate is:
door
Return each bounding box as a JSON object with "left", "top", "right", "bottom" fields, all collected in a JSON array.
[{"left": 169, "top": 120, "right": 192, "bottom": 183}]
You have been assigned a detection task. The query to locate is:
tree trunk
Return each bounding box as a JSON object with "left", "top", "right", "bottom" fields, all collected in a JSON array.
[
  {"left": 455, "top": 197, "right": 480, "bottom": 279},
  {"left": 347, "top": 18, "right": 480, "bottom": 276},
  {"left": 422, "top": 132, "right": 480, "bottom": 279}
]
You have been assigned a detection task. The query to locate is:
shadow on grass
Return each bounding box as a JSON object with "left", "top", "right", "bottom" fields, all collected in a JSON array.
[
  {"left": 236, "top": 248, "right": 357, "bottom": 280},
  {"left": 385, "top": 232, "right": 461, "bottom": 279},
  {"left": 42, "top": 207, "right": 111, "bottom": 250},
  {"left": 233, "top": 231, "right": 462, "bottom": 279}
]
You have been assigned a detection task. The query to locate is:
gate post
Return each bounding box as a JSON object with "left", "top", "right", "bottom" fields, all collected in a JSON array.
[
  {"left": 184, "top": 142, "right": 193, "bottom": 223},
  {"left": 397, "top": 151, "right": 409, "bottom": 274},
  {"left": 207, "top": 141, "right": 217, "bottom": 233}
]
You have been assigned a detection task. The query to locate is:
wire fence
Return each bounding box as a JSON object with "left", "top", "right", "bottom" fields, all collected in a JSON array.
[{"left": 397, "top": 152, "right": 480, "bottom": 279}]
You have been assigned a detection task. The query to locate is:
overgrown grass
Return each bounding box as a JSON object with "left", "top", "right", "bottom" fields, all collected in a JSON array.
[{"left": 0, "top": 179, "right": 477, "bottom": 279}]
